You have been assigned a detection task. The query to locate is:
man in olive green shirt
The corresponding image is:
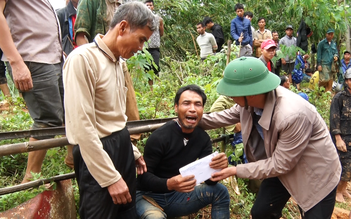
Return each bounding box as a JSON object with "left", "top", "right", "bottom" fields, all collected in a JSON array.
[{"left": 317, "top": 28, "right": 338, "bottom": 92}]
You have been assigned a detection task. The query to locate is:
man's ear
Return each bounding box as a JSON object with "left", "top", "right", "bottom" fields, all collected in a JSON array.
[
  {"left": 118, "top": 20, "right": 129, "bottom": 36},
  {"left": 174, "top": 104, "right": 178, "bottom": 113}
]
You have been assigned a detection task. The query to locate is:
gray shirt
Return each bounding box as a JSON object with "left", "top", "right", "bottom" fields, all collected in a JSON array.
[
  {"left": 279, "top": 35, "right": 297, "bottom": 63},
  {"left": 2, "top": 0, "right": 62, "bottom": 64}
]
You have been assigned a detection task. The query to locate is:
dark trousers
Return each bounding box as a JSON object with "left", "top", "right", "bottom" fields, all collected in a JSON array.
[
  {"left": 73, "top": 127, "right": 137, "bottom": 219},
  {"left": 251, "top": 177, "right": 336, "bottom": 219},
  {"left": 146, "top": 48, "right": 160, "bottom": 76}
]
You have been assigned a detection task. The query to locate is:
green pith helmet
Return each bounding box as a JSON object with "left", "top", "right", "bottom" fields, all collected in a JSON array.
[{"left": 216, "top": 57, "right": 281, "bottom": 97}]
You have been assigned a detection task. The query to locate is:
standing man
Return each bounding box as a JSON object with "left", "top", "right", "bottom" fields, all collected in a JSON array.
[
  {"left": 279, "top": 25, "right": 296, "bottom": 83},
  {"left": 63, "top": 2, "right": 156, "bottom": 218},
  {"left": 203, "top": 17, "right": 224, "bottom": 52},
  {"left": 272, "top": 30, "right": 281, "bottom": 75},
  {"left": 272, "top": 31, "right": 279, "bottom": 48},
  {"left": 244, "top": 11, "right": 255, "bottom": 42},
  {"left": 201, "top": 57, "right": 341, "bottom": 219},
  {"left": 75, "top": 0, "right": 142, "bottom": 143},
  {"left": 0, "top": 49, "right": 10, "bottom": 97},
  {"left": 317, "top": 28, "right": 338, "bottom": 92},
  {"left": 231, "top": 3, "right": 252, "bottom": 57},
  {"left": 253, "top": 18, "right": 272, "bottom": 58},
  {"left": 339, "top": 51, "right": 351, "bottom": 85},
  {"left": 330, "top": 69, "right": 351, "bottom": 203},
  {"left": 136, "top": 85, "right": 230, "bottom": 219},
  {"left": 145, "top": 0, "right": 164, "bottom": 86},
  {"left": 258, "top": 39, "right": 277, "bottom": 75},
  {"left": 56, "top": 0, "right": 80, "bottom": 57},
  {"left": 0, "top": 0, "right": 65, "bottom": 183},
  {"left": 196, "top": 22, "right": 217, "bottom": 60}
]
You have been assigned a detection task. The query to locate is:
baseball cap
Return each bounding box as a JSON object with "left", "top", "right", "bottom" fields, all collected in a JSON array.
[
  {"left": 286, "top": 25, "right": 293, "bottom": 30},
  {"left": 327, "top": 28, "right": 334, "bottom": 34},
  {"left": 261, "top": 39, "right": 277, "bottom": 50}
]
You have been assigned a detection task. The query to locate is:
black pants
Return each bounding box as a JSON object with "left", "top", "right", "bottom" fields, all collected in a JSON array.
[
  {"left": 251, "top": 177, "right": 337, "bottom": 219},
  {"left": 73, "top": 127, "right": 137, "bottom": 219},
  {"left": 146, "top": 48, "right": 160, "bottom": 76}
]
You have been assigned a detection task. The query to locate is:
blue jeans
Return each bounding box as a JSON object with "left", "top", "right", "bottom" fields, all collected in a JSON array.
[{"left": 136, "top": 183, "right": 230, "bottom": 219}]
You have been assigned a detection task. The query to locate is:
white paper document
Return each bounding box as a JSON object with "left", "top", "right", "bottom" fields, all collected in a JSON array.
[{"left": 179, "top": 151, "right": 220, "bottom": 185}]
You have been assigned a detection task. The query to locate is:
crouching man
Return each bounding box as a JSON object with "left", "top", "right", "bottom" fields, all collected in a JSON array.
[{"left": 136, "top": 84, "right": 230, "bottom": 219}]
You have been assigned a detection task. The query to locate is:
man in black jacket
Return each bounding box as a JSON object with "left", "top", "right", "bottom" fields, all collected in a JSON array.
[
  {"left": 56, "top": 0, "right": 79, "bottom": 57},
  {"left": 203, "top": 17, "right": 224, "bottom": 52},
  {"left": 136, "top": 85, "right": 230, "bottom": 219}
]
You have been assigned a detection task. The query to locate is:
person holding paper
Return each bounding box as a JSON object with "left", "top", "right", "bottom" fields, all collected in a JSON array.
[
  {"left": 136, "top": 84, "right": 230, "bottom": 219},
  {"left": 201, "top": 57, "right": 341, "bottom": 219}
]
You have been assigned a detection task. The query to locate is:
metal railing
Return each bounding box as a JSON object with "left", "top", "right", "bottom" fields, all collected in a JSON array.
[{"left": 0, "top": 117, "right": 232, "bottom": 195}]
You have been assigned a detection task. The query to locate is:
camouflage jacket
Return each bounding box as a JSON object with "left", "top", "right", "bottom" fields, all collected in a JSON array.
[{"left": 330, "top": 88, "right": 351, "bottom": 136}]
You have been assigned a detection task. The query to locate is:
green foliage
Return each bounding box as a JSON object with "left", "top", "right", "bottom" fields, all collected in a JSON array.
[
  {"left": 0, "top": 187, "right": 47, "bottom": 211},
  {"left": 127, "top": 47, "right": 157, "bottom": 82},
  {"left": 226, "top": 142, "right": 244, "bottom": 165},
  {"left": 156, "top": 0, "right": 350, "bottom": 61}
]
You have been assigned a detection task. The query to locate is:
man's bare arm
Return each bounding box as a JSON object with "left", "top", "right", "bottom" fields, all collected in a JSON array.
[
  {"left": 0, "top": 0, "right": 32, "bottom": 91},
  {"left": 159, "top": 17, "right": 164, "bottom": 37},
  {"left": 76, "top": 32, "right": 89, "bottom": 46}
]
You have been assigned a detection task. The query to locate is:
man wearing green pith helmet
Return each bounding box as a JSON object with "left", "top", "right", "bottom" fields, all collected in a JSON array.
[{"left": 200, "top": 57, "right": 341, "bottom": 219}]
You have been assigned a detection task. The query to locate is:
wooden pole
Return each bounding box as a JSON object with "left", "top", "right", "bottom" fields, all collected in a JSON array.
[
  {"left": 189, "top": 30, "right": 199, "bottom": 57},
  {"left": 226, "top": 40, "right": 232, "bottom": 65}
]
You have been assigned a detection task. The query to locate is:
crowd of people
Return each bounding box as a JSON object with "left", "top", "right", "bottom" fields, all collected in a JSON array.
[
  {"left": 0, "top": 1, "right": 351, "bottom": 219},
  {"left": 196, "top": 3, "right": 349, "bottom": 94}
]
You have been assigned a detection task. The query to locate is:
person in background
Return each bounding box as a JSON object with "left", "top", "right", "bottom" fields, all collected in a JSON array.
[
  {"left": 253, "top": 17, "right": 272, "bottom": 58},
  {"left": 258, "top": 39, "right": 277, "bottom": 75},
  {"left": 231, "top": 4, "right": 252, "bottom": 57},
  {"left": 280, "top": 75, "right": 290, "bottom": 89},
  {"left": 279, "top": 25, "right": 296, "bottom": 84},
  {"left": 303, "top": 68, "right": 313, "bottom": 82},
  {"left": 244, "top": 11, "right": 254, "bottom": 43},
  {"left": 196, "top": 22, "right": 217, "bottom": 60},
  {"left": 144, "top": 0, "right": 164, "bottom": 86},
  {"left": 317, "top": 28, "right": 338, "bottom": 92},
  {"left": 56, "top": 0, "right": 79, "bottom": 57},
  {"left": 63, "top": 2, "right": 155, "bottom": 218},
  {"left": 203, "top": 16, "right": 224, "bottom": 52},
  {"left": 0, "top": 48, "right": 10, "bottom": 97},
  {"left": 272, "top": 30, "right": 281, "bottom": 75},
  {"left": 330, "top": 69, "right": 351, "bottom": 203},
  {"left": 339, "top": 50, "right": 351, "bottom": 85}
]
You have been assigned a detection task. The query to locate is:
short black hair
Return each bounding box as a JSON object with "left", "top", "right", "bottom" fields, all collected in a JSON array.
[
  {"left": 257, "top": 17, "right": 265, "bottom": 23},
  {"left": 145, "top": 0, "right": 154, "bottom": 4},
  {"left": 280, "top": 76, "right": 288, "bottom": 86},
  {"left": 272, "top": 30, "right": 278, "bottom": 34},
  {"left": 234, "top": 3, "right": 244, "bottom": 11},
  {"left": 244, "top": 11, "right": 253, "bottom": 18},
  {"left": 197, "top": 22, "right": 204, "bottom": 27},
  {"left": 305, "top": 68, "right": 313, "bottom": 73},
  {"left": 203, "top": 16, "right": 213, "bottom": 25},
  {"left": 174, "top": 85, "right": 207, "bottom": 106}
]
